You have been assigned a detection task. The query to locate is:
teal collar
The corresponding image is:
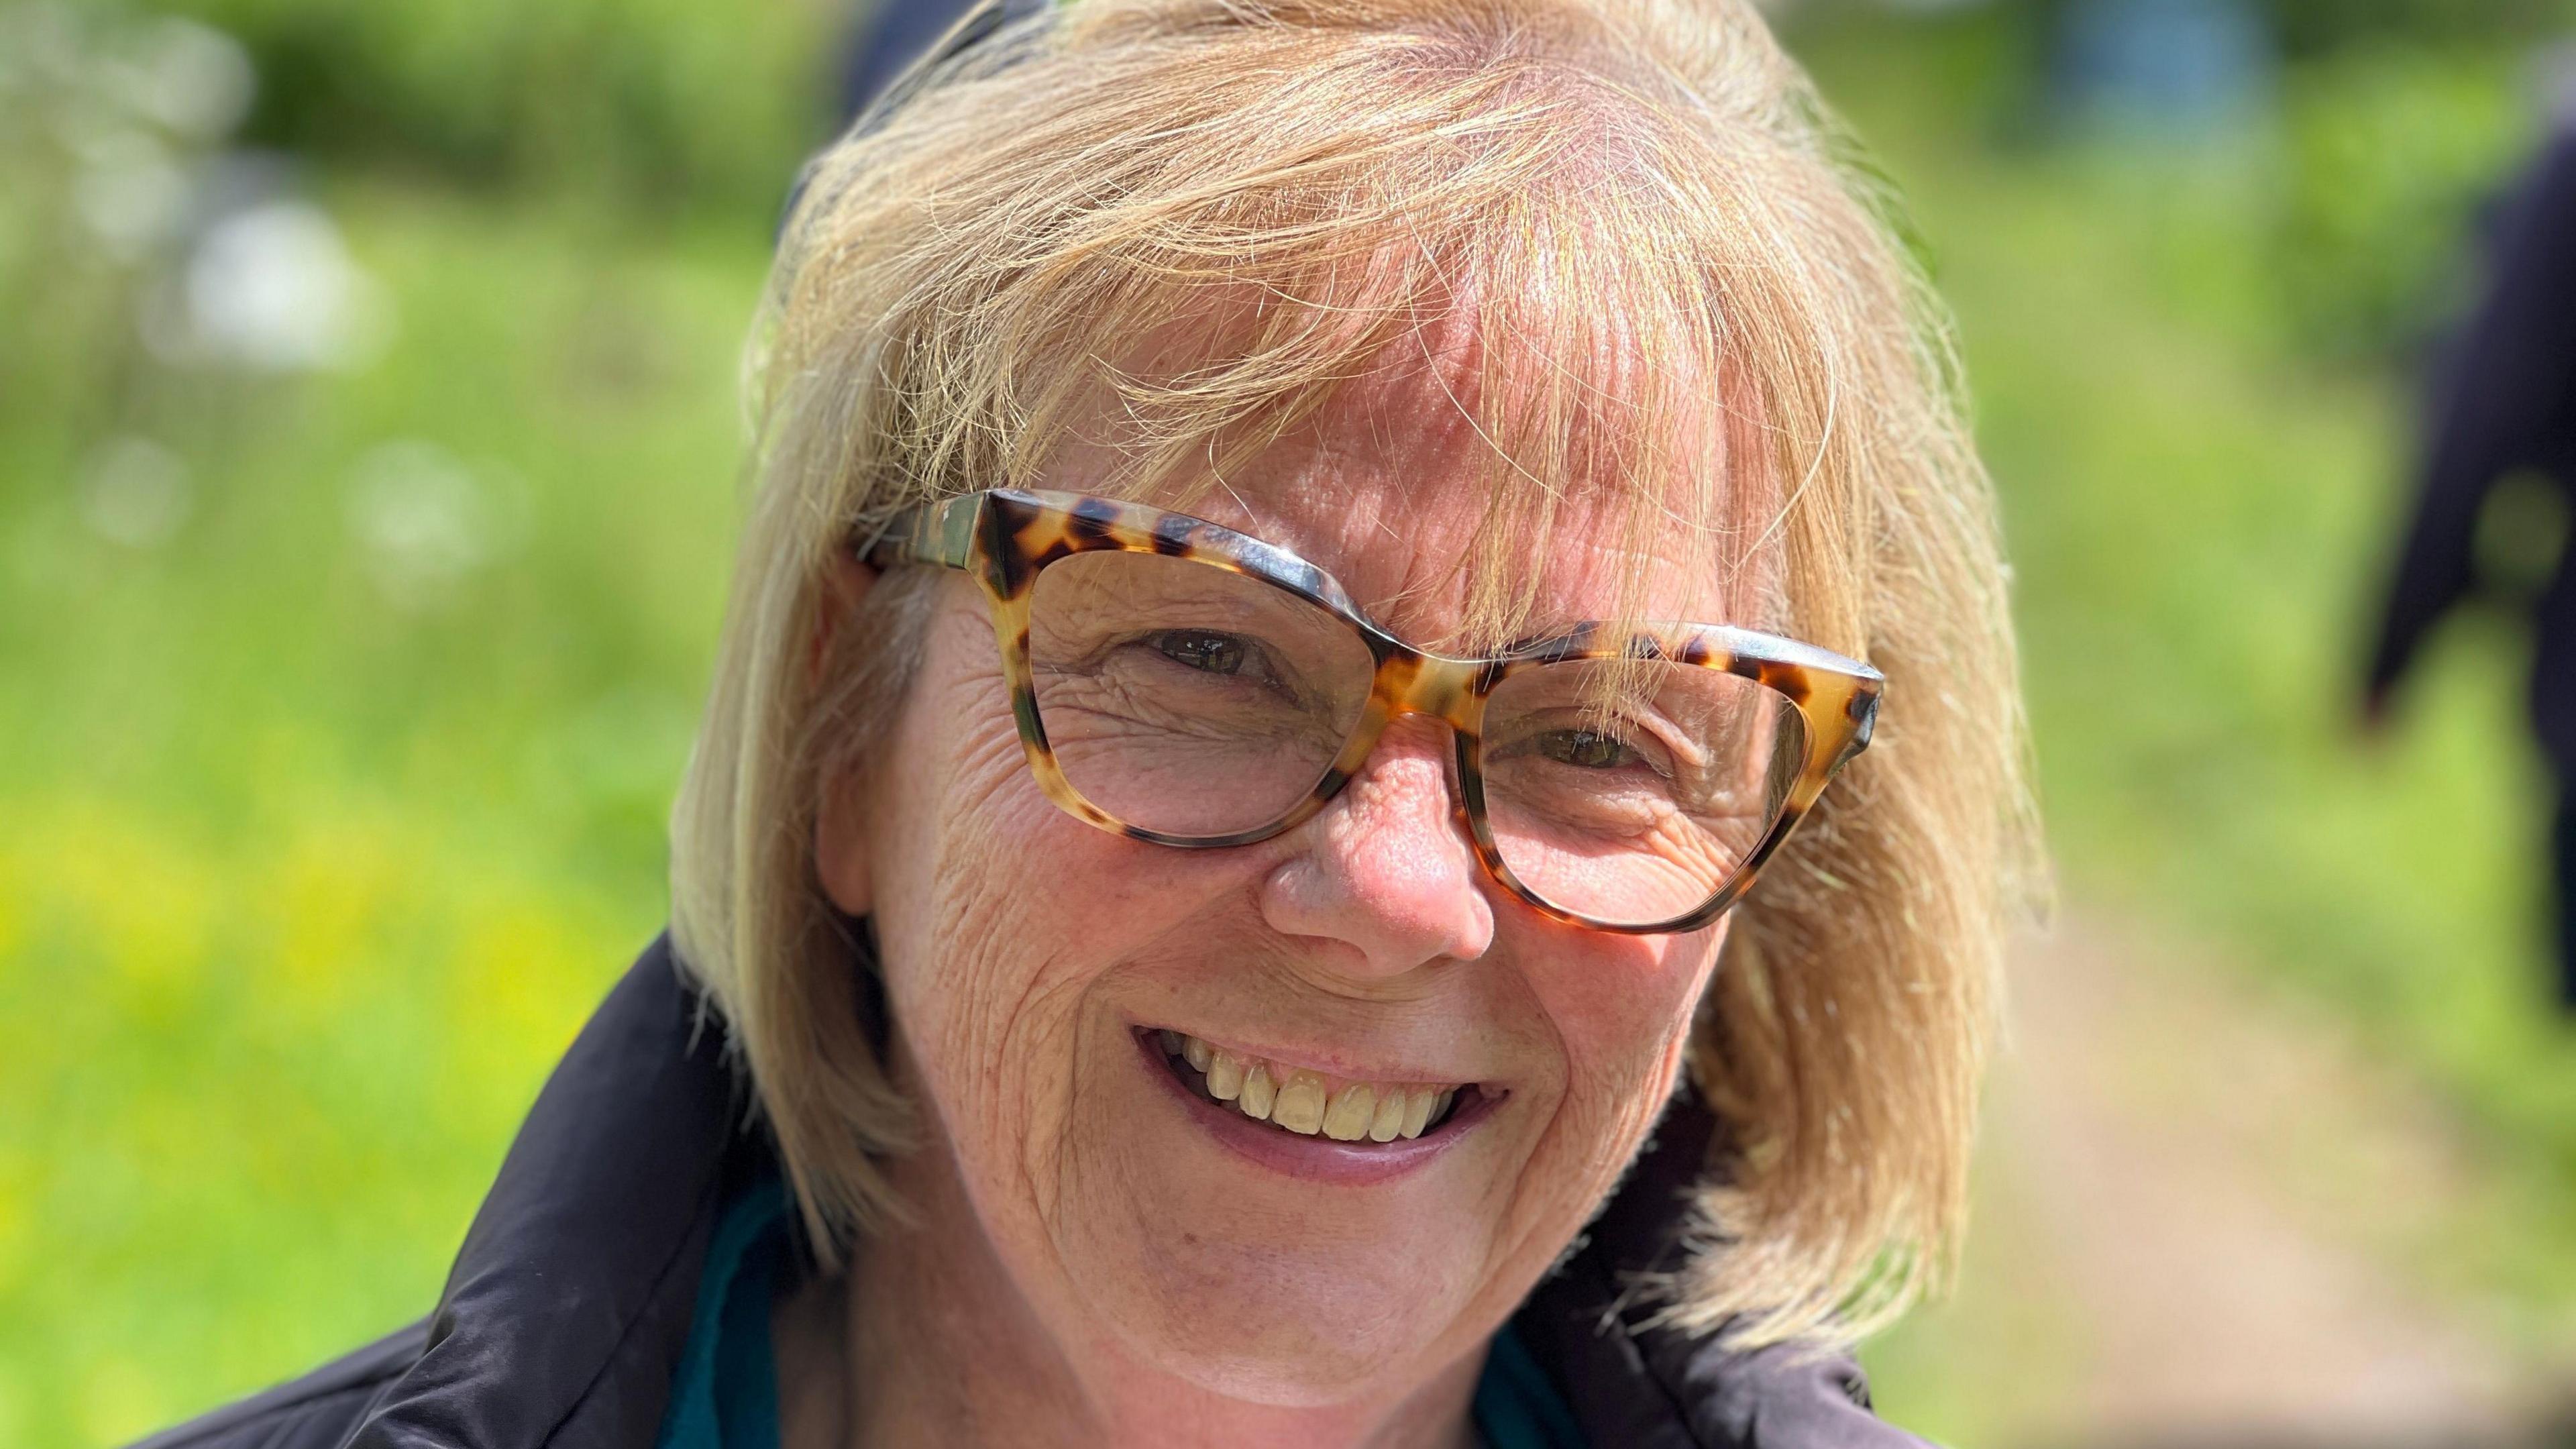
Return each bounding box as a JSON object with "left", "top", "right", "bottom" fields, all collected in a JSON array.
[{"left": 653, "top": 1177, "right": 789, "bottom": 1449}]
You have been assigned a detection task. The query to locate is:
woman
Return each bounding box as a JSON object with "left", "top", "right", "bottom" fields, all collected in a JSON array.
[{"left": 142, "top": 0, "right": 2034, "bottom": 1444}]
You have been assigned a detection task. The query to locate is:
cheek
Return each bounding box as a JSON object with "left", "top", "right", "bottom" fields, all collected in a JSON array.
[
  {"left": 1527, "top": 924, "right": 1723, "bottom": 1176},
  {"left": 865, "top": 618, "right": 1237, "bottom": 1197}
]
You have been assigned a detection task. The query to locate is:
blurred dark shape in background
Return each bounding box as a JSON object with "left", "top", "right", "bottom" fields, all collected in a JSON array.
[
  {"left": 4, "top": 1, "right": 2575, "bottom": 1447},
  {"left": 839, "top": 0, "right": 985, "bottom": 123},
  {"left": 2365, "top": 104, "right": 2576, "bottom": 1012},
  {"left": 2051, "top": 0, "right": 2275, "bottom": 136}
]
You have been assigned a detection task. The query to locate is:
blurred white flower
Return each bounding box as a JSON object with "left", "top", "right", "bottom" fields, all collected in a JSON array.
[
  {"left": 108, "top": 18, "right": 255, "bottom": 142},
  {"left": 73, "top": 129, "right": 190, "bottom": 259},
  {"left": 0, "top": 5, "right": 80, "bottom": 96},
  {"left": 79, "top": 435, "right": 194, "bottom": 549},
  {"left": 146, "top": 199, "right": 389, "bottom": 372},
  {"left": 20, "top": 11, "right": 255, "bottom": 261},
  {"left": 345, "top": 441, "right": 527, "bottom": 609}
]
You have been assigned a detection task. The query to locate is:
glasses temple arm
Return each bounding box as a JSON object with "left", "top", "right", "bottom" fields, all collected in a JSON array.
[{"left": 856, "top": 492, "right": 982, "bottom": 572}]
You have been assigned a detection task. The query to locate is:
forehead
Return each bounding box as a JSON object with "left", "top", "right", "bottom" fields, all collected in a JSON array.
[{"left": 1034, "top": 304, "right": 1777, "bottom": 651}]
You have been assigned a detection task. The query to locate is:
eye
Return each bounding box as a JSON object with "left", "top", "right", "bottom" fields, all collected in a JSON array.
[
  {"left": 1536, "top": 727, "right": 1638, "bottom": 769},
  {"left": 1150, "top": 629, "right": 1251, "bottom": 675}
]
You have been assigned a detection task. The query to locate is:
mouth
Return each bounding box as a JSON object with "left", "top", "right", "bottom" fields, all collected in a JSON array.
[{"left": 1138, "top": 1026, "right": 1491, "bottom": 1146}]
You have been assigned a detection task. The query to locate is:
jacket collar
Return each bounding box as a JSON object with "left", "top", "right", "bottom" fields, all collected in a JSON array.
[{"left": 353, "top": 935, "right": 761, "bottom": 1449}]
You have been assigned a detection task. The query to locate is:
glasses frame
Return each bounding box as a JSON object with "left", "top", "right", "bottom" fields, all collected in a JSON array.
[{"left": 859, "top": 488, "right": 1882, "bottom": 934}]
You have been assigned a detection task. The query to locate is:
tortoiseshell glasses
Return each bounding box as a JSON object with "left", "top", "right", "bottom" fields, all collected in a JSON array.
[{"left": 860, "top": 489, "right": 1881, "bottom": 934}]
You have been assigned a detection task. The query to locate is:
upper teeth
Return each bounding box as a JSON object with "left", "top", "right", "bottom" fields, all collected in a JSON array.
[{"left": 1161, "top": 1030, "right": 1456, "bottom": 1142}]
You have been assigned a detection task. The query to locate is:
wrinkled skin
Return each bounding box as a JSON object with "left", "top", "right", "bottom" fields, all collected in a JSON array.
[{"left": 805, "top": 342, "right": 1758, "bottom": 1449}]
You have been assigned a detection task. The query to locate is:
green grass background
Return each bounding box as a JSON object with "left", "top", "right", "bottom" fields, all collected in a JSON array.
[{"left": 2, "top": 4, "right": 2571, "bottom": 1444}]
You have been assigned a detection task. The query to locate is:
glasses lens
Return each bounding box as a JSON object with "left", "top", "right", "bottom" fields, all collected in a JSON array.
[
  {"left": 1479, "top": 657, "right": 1806, "bottom": 928},
  {"left": 1026, "top": 550, "right": 1375, "bottom": 838}
]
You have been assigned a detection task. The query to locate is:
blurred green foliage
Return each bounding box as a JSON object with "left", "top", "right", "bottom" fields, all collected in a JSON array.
[
  {"left": 158, "top": 0, "right": 839, "bottom": 211},
  {"left": 1847, "top": 0, "right": 2551, "bottom": 358},
  {"left": 1, "top": 17, "right": 764, "bottom": 1435},
  {"left": 1986, "top": 0, "right": 2569, "bottom": 56},
  {"left": 4, "top": 1, "right": 2575, "bottom": 1446},
  {"left": 0, "top": 184, "right": 761, "bottom": 1442},
  {"left": 2273, "top": 45, "right": 2532, "bottom": 358},
  {"left": 2258, "top": 0, "right": 2566, "bottom": 56}
]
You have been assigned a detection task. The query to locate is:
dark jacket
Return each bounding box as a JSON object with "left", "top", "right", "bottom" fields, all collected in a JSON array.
[
  {"left": 134, "top": 936, "right": 1924, "bottom": 1449},
  {"left": 2368, "top": 121, "right": 2576, "bottom": 775}
]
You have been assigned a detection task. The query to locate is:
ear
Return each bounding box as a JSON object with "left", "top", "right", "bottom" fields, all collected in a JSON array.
[
  {"left": 809, "top": 547, "right": 879, "bottom": 688},
  {"left": 812, "top": 548, "right": 880, "bottom": 917},
  {"left": 816, "top": 769, "right": 875, "bottom": 918}
]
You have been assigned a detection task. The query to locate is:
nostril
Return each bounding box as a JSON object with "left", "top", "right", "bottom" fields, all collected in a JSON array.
[{"left": 1259, "top": 819, "right": 1495, "bottom": 973}]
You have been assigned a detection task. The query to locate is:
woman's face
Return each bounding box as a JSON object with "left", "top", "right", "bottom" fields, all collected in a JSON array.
[{"left": 820, "top": 352, "right": 1751, "bottom": 1408}]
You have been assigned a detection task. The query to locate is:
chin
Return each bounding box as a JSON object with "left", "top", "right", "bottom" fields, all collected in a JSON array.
[
  {"left": 1087, "top": 1238, "right": 1481, "bottom": 1407},
  {"left": 1041, "top": 1072, "right": 1499, "bottom": 1407}
]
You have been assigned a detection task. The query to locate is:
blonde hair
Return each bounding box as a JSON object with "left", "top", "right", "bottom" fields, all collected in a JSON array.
[{"left": 670, "top": 0, "right": 2039, "bottom": 1350}]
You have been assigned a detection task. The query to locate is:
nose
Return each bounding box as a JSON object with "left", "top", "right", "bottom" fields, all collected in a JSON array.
[{"left": 1258, "top": 715, "right": 1497, "bottom": 977}]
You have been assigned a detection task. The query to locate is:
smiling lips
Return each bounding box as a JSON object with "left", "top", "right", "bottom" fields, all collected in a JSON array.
[{"left": 1155, "top": 1030, "right": 1463, "bottom": 1142}]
